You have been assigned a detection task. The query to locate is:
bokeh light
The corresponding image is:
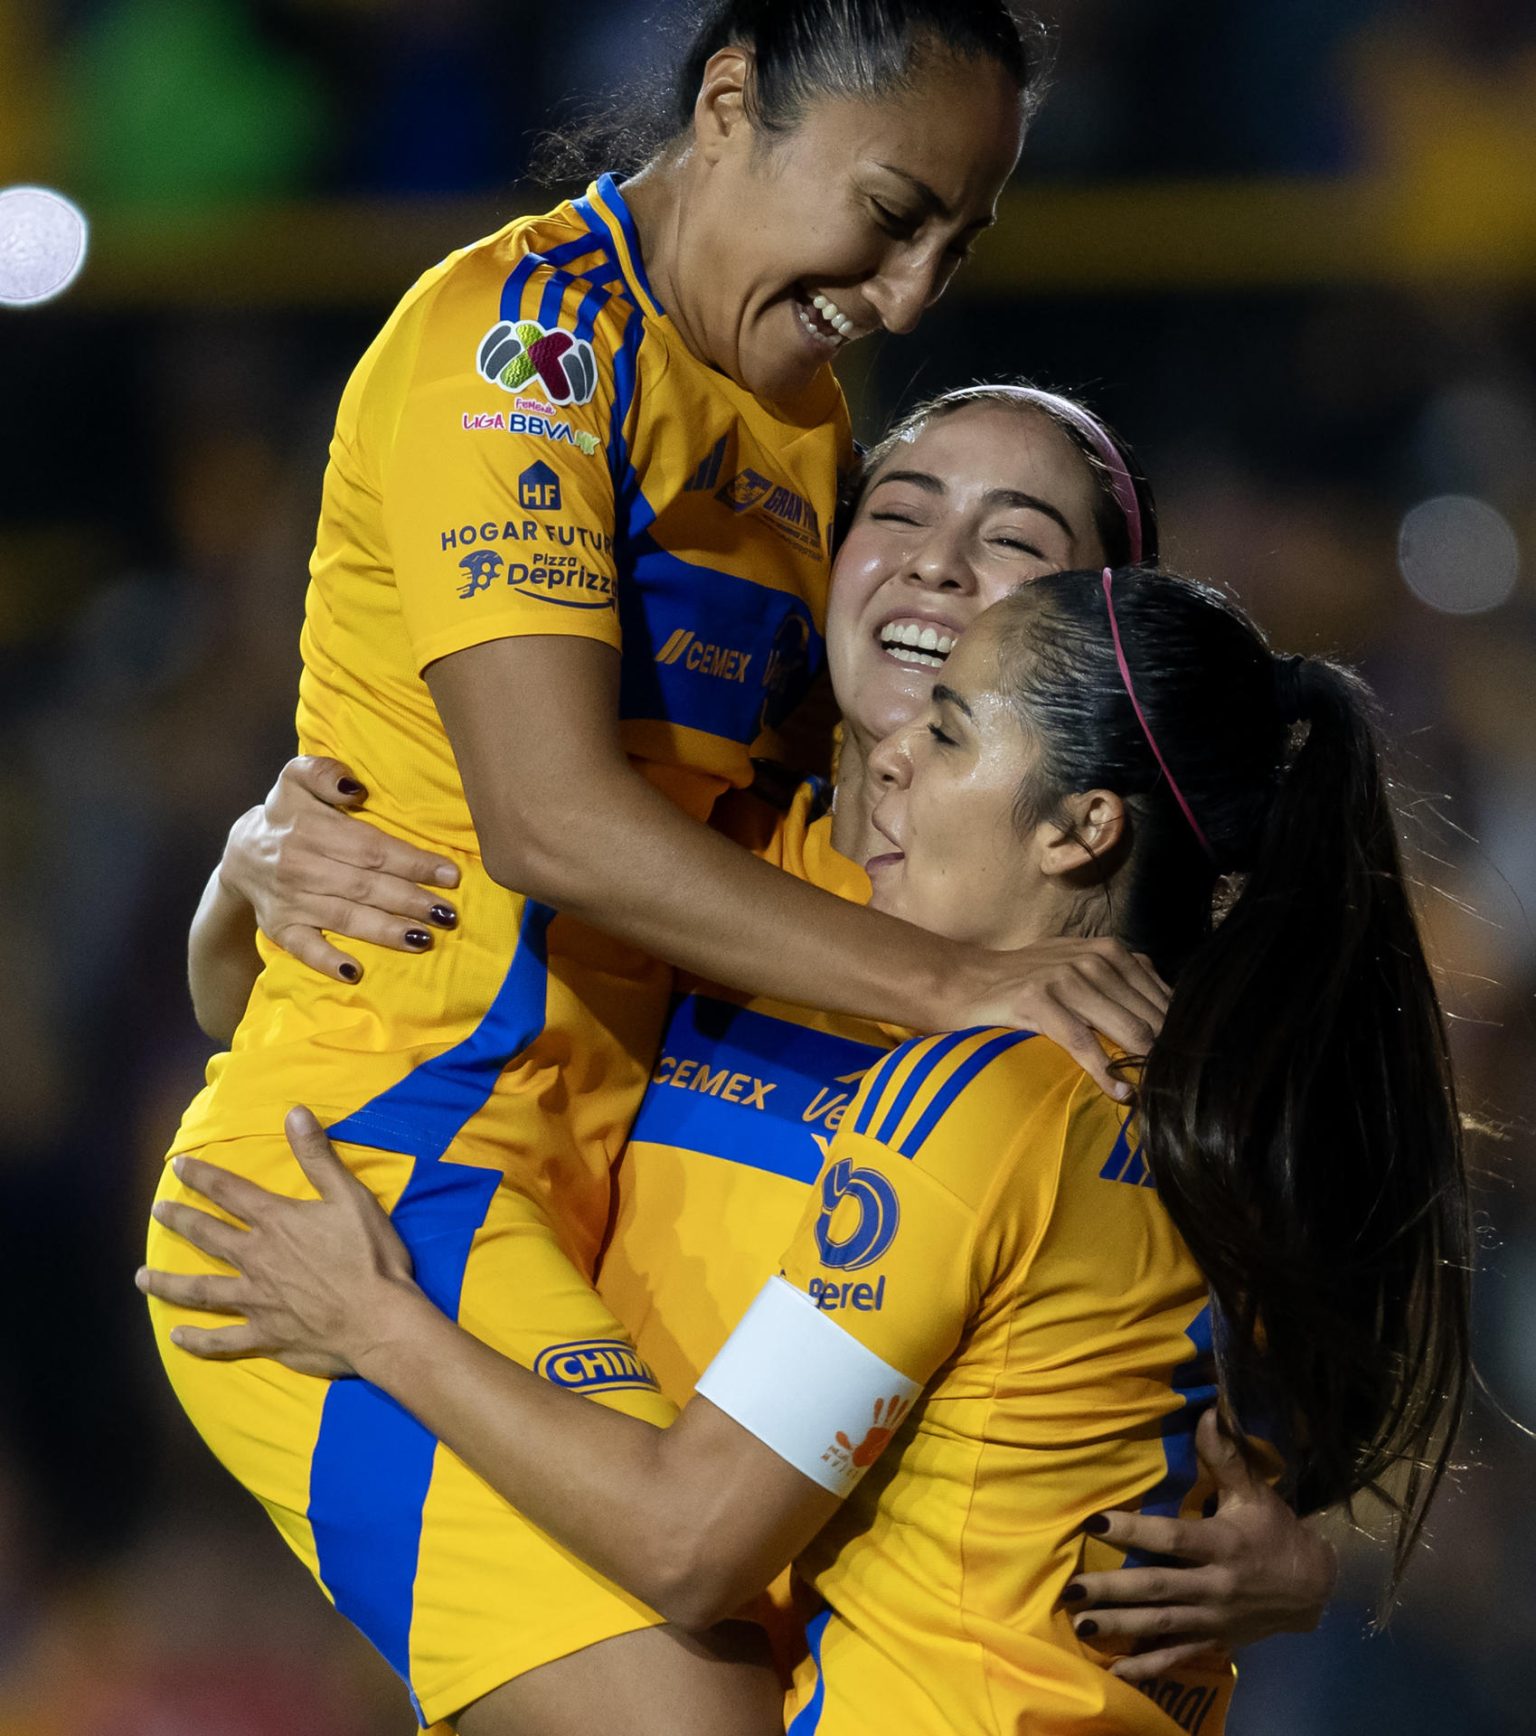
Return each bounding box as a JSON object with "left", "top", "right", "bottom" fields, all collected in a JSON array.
[
  {"left": 1397, "top": 495, "right": 1520, "bottom": 615},
  {"left": 0, "top": 185, "right": 89, "bottom": 306}
]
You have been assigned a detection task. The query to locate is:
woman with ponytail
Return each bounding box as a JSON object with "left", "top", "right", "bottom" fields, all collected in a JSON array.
[
  {"left": 139, "top": 5, "right": 1197, "bottom": 1729},
  {"left": 145, "top": 545, "right": 1442, "bottom": 1725}
]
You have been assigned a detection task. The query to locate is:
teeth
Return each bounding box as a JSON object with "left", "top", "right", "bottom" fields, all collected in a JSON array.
[
  {"left": 797, "top": 302, "right": 840, "bottom": 348},
  {"left": 878, "top": 622, "right": 958, "bottom": 666},
  {"left": 811, "top": 292, "right": 857, "bottom": 340}
]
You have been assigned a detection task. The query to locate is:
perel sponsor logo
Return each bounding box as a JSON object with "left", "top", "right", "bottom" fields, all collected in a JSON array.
[
  {"left": 814, "top": 1157, "right": 900, "bottom": 1272},
  {"left": 535, "top": 1339, "right": 661, "bottom": 1394},
  {"left": 807, "top": 1274, "right": 887, "bottom": 1314}
]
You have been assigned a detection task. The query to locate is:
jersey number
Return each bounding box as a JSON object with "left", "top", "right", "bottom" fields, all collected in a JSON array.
[{"left": 815, "top": 1158, "right": 900, "bottom": 1272}]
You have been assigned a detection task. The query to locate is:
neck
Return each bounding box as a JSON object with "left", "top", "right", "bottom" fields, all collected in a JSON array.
[
  {"left": 830, "top": 727, "right": 882, "bottom": 866},
  {"left": 621, "top": 159, "right": 709, "bottom": 358}
]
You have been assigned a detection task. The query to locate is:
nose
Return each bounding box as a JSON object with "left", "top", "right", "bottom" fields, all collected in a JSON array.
[
  {"left": 868, "top": 721, "right": 916, "bottom": 790},
  {"left": 865, "top": 249, "right": 949, "bottom": 338},
  {"left": 906, "top": 521, "right": 976, "bottom": 595}
]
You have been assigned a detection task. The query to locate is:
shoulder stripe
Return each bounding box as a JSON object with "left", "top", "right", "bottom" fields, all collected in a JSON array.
[
  {"left": 539, "top": 232, "right": 606, "bottom": 271},
  {"left": 572, "top": 280, "right": 611, "bottom": 346},
  {"left": 1099, "top": 1120, "right": 1153, "bottom": 1187},
  {"left": 499, "top": 252, "right": 545, "bottom": 322},
  {"left": 537, "top": 271, "right": 570, "bottom": 330},
  {"left": 583, "top": 261, "right": 623, "bottom": 290},
  {"left": 870, "top": 1028, "right": 978, "bottom": 1146},
  {"left": 890, "top": 1029, "right": 1037, "bottom": 1161},
  {"left": 849, "top": 1042, "right": 922, "bottom": 1136},
  {"left": 607, "top": 300, "right": 646, "bottom": 480},
  {"left": 580, "top": 173, "right": 664, "bottom": 320}
]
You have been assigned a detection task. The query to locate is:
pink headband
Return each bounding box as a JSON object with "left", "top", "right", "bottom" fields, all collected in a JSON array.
[
  {"left": 1009, "top": 387, "right": 1144, "bottom": 565},
  {"left": 1101, "top": 567, "right": 1216, "bottom": 862}
]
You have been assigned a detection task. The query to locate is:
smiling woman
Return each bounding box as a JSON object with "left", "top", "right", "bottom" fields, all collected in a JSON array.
[{"left": 138, "top": 5, "right": 1194, "bottom": 1734}]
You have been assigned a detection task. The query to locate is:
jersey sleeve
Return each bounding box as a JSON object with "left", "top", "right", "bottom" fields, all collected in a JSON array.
[
  {"left": 696, "top": 1033, "right": 1021, "bottom": 1496},
  {"left": 377, "top": 260, "right": 639, "bottom": 674}
]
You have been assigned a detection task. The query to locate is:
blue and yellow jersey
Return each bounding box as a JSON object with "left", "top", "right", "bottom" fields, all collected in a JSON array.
[
  {"left": 699, "top": 1032, "right": 1234, "bottom": 1736},
  {"left": 174, "top": 175, "right": 852, "bottom": 1270},
  {"left": 597, "top": 779, "right": 901, "bottom": 1402}
]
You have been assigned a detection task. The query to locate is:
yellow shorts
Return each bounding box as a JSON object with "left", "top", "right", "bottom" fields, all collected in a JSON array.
[{"left": 147, "top": 1133, "right": 676, "bottom": 1727}]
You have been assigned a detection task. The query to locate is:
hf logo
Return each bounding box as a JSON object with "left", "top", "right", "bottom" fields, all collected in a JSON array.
[{"left": 814, "top": 1157, "right": 899, "bottom": 1272}]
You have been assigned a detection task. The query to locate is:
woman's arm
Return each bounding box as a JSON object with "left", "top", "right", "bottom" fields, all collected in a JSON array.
[
  {"left": 188, "top": 758, "right": 464, "bottom": 1043},
  {"left": 141, "top": 1115, "right": 1336, "bottom": 1654},
  {"left": 430, "top": 636, "right": 1167, "bottom": 1096},
  {"left": 142, "top": 1114, "right": 835, "bottom": 1630}
]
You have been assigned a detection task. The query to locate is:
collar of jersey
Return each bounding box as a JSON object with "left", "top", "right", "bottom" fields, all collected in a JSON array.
[{"left": 582, "top": 174, "right": 666, "bottom": 322}]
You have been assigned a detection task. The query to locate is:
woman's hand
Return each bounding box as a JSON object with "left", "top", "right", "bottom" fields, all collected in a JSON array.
[
  {"left": 1063, "top": 1409, "right": 1338, "bottom": 1683},
  {"left": 136, "top": 1108, "right": 419, "bottom": 1379},
  {"left": 220, "top": 756, "right": 463, "bottom": 985},
  {"left": 946, "top": 937, "right": 1172, "bottom": 1101}
]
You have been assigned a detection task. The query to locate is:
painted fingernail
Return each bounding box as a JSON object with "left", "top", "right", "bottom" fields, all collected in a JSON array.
[
  {"left": 1062, "top": 1582, "right": 1086, "bottom": 1603},
  {"left": 337, "top": 778, "right": 365, "bottom": 797},
  {"left": 428, "top": 904, "right": 457, "bottom": 929},
  {"left": 1083, "top": 1513, "right": 1110, "bottom": 1535},
  {"left": 404, "top": 929, "right": 431, "bottom": 950},
  {"left": 1075, "top": 1619, "right": 1099, "bottom": 1640},
  {"left": 339, "top": 962, "right": 361, "bottom": 982}
]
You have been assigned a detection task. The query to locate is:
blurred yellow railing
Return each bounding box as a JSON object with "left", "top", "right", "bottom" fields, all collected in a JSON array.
[{"left": 59, "top": 176, "right": 1536, "bottom": 307}]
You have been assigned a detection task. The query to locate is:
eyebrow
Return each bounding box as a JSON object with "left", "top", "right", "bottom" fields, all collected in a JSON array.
[
  {"left": 870, "top": 470, "right": 1077, "bottom": 544},
  {"left": 874, "top": 164, "right": 997, "bottom": 232},
  {"left": 933, "top": 683, "right": 975, "bottom": 722}
]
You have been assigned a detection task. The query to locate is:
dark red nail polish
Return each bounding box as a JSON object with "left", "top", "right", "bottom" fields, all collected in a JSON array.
[
  {"left": 404, "top": 929, "right": 431, "bottom": 949},
  {"left": 339, "top": 962, "right": 360, "bottom": 983},
  {"left": 338, "top": 778, "right": 364, "bottom": 796},
  {"left": 429, "top": 904, "right": 457, "bottom": 928},
  {"left": 1075, "top": 1619, "right": 1098, "bottom": 1640},
  {"left": 1062, "top": 1582, "right": 1086, "bottom": 1603},
  {"left": 1083, "top": 1513, "right": 1110, "bottom": 1535}
]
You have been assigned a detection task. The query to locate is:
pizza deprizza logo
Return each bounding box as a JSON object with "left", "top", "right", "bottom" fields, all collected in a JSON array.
[{"left": 478, "top": 319, "right": 599, "bottom": 406}]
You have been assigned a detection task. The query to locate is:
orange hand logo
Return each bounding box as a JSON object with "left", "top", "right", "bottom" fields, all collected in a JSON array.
[{"left": 835, "top": 1394, "right": 911, "bottom": 1469}]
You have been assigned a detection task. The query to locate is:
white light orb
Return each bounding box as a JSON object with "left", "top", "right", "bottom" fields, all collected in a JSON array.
[
  {"left": 1397, "top": 495, "right": 1519, "bottom": 616},
  {"left": 0, "top": 185, "right": 90, "bottom": 307}
]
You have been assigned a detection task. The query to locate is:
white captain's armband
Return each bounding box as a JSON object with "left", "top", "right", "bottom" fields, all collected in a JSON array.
[{"left": 694, "top": 1276, "right": 920, "bottom": 1497}]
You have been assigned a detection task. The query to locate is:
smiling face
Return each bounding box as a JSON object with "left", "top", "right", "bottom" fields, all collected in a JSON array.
[
  {"left": 680, "top": 47, "right": 1023, "bottom": 404},
  {"left": 861, "top": 609, "right": 1040, "bottom": 943},
  {"left": 827, "top": 400, "right": 1109, "bottom": 754}
]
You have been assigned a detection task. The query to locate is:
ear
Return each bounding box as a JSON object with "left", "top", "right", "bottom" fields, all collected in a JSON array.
[
  {"left": 1037, "top": 789, "right": 1128, "bottom": 878},
  {"left": 692, "top": 47, "right": 754, "bottom": 163}
]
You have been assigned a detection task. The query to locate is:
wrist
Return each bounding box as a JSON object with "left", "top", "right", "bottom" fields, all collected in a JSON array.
[
  {"left": 216, "top": 807, "right": 263, "bottom": 902},
  {"left": 348, "top": 1274, "right": 435, "bottom": 1387}
]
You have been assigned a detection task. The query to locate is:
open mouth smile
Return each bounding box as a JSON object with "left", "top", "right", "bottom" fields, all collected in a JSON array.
[
  {"left": 794, "top": 288, "right": 862, "bottom": 349},
  {"left": 878, "top": 619, "right": 957, "bottom": 670}
]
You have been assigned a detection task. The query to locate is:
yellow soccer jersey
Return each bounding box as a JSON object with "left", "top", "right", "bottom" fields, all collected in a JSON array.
[
  {"left": 174, "top": 175, "right": 851, "bottom": 1270},
  {"left": 698, "top": 1032, "right": 1236, "bottom": 1736},
  {"left": 597, "top": 779, "right": 901, "bottom": 1403}
]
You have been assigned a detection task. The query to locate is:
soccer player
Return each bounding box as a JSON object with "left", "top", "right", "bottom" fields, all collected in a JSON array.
[
  {"left": 146, "top": 7, "right": 1173, "bottom": 1730},
  {"left": 158, "top": 395, "right": 1375, "bottom": 1728},
  {"left": 147, "top": 564, "right": 1470, "bottom": 1733}
]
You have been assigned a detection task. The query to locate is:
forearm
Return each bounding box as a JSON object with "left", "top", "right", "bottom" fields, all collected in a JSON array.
[
  {"left": 492, "top": 758, "right": 952, "bottom": 1030},
  {"left": 353, "top": 1281, "right": 778, "bottom": 1627},
  {"left": 187, "top": 859, "right": 262, "bottom": 1043}
]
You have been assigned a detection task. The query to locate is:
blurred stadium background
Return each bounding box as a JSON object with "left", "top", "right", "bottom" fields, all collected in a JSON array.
[{"left": 1, "top": 1, "right": 1533, "bottom": 1730}]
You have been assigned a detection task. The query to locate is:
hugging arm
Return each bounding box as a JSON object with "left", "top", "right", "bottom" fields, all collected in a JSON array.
[
  {"left": 190, "top": 638, "right": 1172, "bottom": 1094},
  {"left": 142, "top": 1112, "right": 836, "bottom": 1630}
]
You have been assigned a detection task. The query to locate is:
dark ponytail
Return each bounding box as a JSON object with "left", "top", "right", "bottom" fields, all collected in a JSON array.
[
  {"left": 997, "top": 570, "right": 1471, "bottom": 1593},
  {"left": 533, "top": 1, "right": 1051, "bottom": 184}
]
